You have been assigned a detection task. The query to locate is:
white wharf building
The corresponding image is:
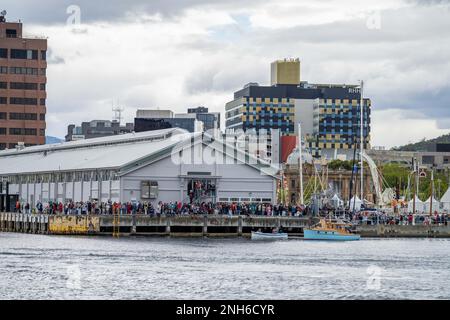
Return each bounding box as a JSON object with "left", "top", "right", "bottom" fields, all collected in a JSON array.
[{"left": 0, "top": 128, "right": 279, "bottom": 211}]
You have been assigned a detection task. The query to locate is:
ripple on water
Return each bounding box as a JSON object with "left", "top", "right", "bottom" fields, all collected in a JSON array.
[{"left": 1, "top": 234, "right": 450, "bottom": 299}]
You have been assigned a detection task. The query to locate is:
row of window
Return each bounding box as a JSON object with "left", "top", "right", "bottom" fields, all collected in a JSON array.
[
  {"left": 0, "top": 128, "right": 45, "bottom": 136},
  {"left": 0, "top": 66, "right": 46, "bottom": 76},
  {"left": 0, "top": 112, "right": 45, "bottom": 121},
  {"left": 0, "top": 48, "right": 46, "bottom": 61},
  {"left": 0, "top": 82, "right": 46, "bottom": 91},
  {"left": 3, "top": 170, "right": 120, "bottom": 184},
  {"left": 0, "top": 97, "right": 45, "bottom": 105}
]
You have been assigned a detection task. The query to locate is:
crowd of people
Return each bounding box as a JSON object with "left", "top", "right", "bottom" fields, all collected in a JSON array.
[
  {"left": 11, "top": 199, "right": 450, "bottom": 225},
  {"left": 350, "top": 210, "right": 450, "bottom": 226},
  {"left": 13, "top": 200, "right": 311, "bottom": 217}
]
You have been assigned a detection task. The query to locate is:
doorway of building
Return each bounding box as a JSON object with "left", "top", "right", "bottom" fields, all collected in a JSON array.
[{"left": 187, "top": 179, "right": 216, "bottom": 204}]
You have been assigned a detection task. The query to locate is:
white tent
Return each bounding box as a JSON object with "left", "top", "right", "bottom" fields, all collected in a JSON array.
[
  {"left": 440, "top": 187, "right": 450, "bottom": 211},
  {"left": 424, "top": 196, "right": 440, "bottom": 213},
  {"left": 331, "top": 194, "right": 344, "bottom": 208},
  {"left": 408, "top": 195, "right": 425, "bottom": 213},
  {"left": 348, "top": 195, "right": 363, "bottom": 211}
]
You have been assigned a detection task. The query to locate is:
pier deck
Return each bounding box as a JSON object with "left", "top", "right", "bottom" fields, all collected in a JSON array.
[{"left": 0, "top": 213, "right": 313, "bottom": 237}]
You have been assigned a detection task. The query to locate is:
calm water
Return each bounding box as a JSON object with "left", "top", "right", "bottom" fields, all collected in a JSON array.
[{"left": 1, "top": 233, "right": 449, "bottom": 300}]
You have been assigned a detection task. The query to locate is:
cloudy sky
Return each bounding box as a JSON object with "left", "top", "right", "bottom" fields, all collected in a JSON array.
[{"left": 3, "top": 0, "right": 450, "bottom": 148}]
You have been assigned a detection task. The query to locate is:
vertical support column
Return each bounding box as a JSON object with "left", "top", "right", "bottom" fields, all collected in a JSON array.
[
  {"left": 27, "top": 182, "right": 29, "bottom": 208},
  {"left": 80, "top": 174, "right": 84, "bottom": 202},
  {"left": 33, "top": 181, "right": 36, "bottom": 210},
  {"left": 238, "top": 215, "right": 243, "bottom": 236},
  {"left": 131, "top": 214, "right": 136, "bottom": 234},
  {"left": 166, "top": 217, "right": 171, "bottom": 236},
  {"left": 48, "top": 177, "right": 51, "bottom": 204},
  {"left": 89, "top": 172, "right": 93, "bottom": 201},
  {"left": 55, "top": 179, "right": 59, "bottom": 204},
  {"left": 203, "top": 215, "right": 208, "bottom": 236},
  {"left": 109, "top": 179, "right": 112, "bottom": 202},
  {"left": 40, "top": 179, "right": 43, "bottom": 204}
]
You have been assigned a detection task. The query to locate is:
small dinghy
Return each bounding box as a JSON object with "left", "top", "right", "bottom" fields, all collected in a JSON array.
[{"left": 251, "top": 231, "right": 288, "bottom": 241}]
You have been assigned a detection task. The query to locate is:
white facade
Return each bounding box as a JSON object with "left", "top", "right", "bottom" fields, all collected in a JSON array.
[
  {"left": 0, "top": 129, "right": 278, "bottom": 208},
  {"left": 294, "top": 98, "right": 318, "bottom": 138}
]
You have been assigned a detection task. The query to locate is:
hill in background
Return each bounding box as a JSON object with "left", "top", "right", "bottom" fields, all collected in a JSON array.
[
  {"left": 45, "top": 136, "right": 64, "bottom": 144},
  {"left": 393, "top": 133, "right": 450, "bottom": 151}
]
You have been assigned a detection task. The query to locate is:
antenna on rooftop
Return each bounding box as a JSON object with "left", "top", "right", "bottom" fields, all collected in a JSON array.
[
  {"left": 112, "top": 100, "right": 124, "bottom": 125},
  {"left": 0, "top": 10, "right": 6, "bottom": 22}
]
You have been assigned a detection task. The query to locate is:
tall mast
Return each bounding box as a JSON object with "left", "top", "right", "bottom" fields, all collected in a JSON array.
[
  {"left": 360, "top": 80, "right": 364, "bottom": 203},
  {"left": 430, "top": 170, "right": 434, "bottom": 215},
  {"left": 298, "top": 123, "right": 304, "bottom": 205}
]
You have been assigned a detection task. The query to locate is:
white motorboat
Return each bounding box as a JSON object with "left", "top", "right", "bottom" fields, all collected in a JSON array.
[{"left": 251, "top": 231, "right": 288, "bottom": 241}]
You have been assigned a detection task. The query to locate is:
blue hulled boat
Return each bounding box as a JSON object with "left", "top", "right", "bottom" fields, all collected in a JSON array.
[{"left": 304, "top": 219, "right": 360, "bottom": 241}]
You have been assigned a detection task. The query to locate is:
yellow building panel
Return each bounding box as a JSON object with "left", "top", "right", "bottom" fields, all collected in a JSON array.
[
  {"left": 326, "top": 99, "right": 333, "bottom": 105},
  {"left": 256, "top": 97, "right": 262, "bottom": 103},
  {"left": 281, "top": 98, "right": 288, "bottom": 104},
  {"left": 242, "top": 115, "right": 246, "bottom": 121},
  {"left": 343, "top": 99, "right": 349, "bottom": 105},
  {"left": 264, "top": 98, "right": 271, "bottom": 104},
  {"left": 249, "top": 97, "right": 254, "bottom": 103},
  {"left": 335, "top": 99, "right": 341, "bottom": 105},
  {"left": 351, "top": 99, "right": 358, "bottom": 106},
  {"left": 273, "top": 98, "right": 279, "bottom": 104}
]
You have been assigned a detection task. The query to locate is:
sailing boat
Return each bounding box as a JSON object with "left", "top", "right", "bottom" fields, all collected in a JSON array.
[
  {"left": 303, "top": 218, "right": 361, "bottom": 241},
  {"left": 304, "top": 81, "right": 365, "bottom": 241}
]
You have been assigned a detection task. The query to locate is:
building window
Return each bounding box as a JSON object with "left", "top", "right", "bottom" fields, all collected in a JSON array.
[
  {"left": 6, "top": 29, "right": 17, "bottom": 38},
  {"left": 39, "top": 129, "right": 45, "bottom": 136},
  {"left": 9, "top": 128, "right": 22, "bottom": 135},
  {"left": 0, "top": 66, "right": 7, "bottom": 74},
  {"left": 41, "top": 51, "right": 46, "bottom": 61},
  {"left": 0, "top": 128, "right": 6, "bottom": 135},
  {"left": 10, "top": 49, "right": 38, "bottom": 60},
  {"left": 40, "top": 83, "right": 46, "bottom": 91},
  {"left": 25, "top": 128, "right": 37, "bottom": 136},
  {"left": 0, "top": 82, "right": 6, "bottom": 89},
  {"left": 10, "top": 82, "right": 39, "bottom": 90},
  {"left": 40, "top": 68, "right": 46, "bottom": 76},
  {"left": 0, "top": 48, "right": 7, "bottom": 58},
  {"left": 40, "top": 113, "right": 45, "bottom": 121},
  {"left": 0, "top": 112, "right": 6, "bottom": 119},
  {"left": 10, "top": 97, "right": 38, "bottom": 105},
  {"left": 9, "top": 113, "right": 38, "bottom": 120},
  {"left": 141, "top": 181, "right": 159, "bottom": 199},
  {"left": 40, "top": 98, "right": 46, "bottom": 106},
  {"left": 9, "top": 67, "right": 38, "bottom": 75},
  {"left": 8, "top": 128, "right": 37, "bottom": 136},
  {"left": 0, "top": 97, "right": 6, "bottom": 104}
]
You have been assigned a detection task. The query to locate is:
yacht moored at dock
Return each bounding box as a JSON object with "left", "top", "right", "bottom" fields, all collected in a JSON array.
[{"left": 303, "top": 219, "right": 360, "bottom": 241}]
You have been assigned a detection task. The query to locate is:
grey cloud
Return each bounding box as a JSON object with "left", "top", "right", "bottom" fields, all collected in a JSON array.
[
  {"left": 407, "top": 0, "right": 450, "bottom": 6},
  {"left": 1, "top": 0, "right": 261, "bottom": 25}
]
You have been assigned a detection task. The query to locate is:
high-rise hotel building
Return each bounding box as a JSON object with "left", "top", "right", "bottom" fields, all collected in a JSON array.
[
  {"left": 225, "top": 59, "right": 371, "bottom": 159},
  {"left": 0, "top": 14, "right": 47, "bottom": 150}
]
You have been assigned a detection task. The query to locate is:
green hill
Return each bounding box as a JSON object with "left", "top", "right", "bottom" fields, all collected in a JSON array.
[{"left": 393, "top": 133, "right": 450, "bottom": 151}]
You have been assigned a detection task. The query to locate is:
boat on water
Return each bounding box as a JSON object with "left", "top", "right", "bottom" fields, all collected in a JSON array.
[
  {"left": 303, "top": 219, "right": 360, "bottom": 241},
  {"left": 251, "top": 231, "right": 288, "bottom": 241}
]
